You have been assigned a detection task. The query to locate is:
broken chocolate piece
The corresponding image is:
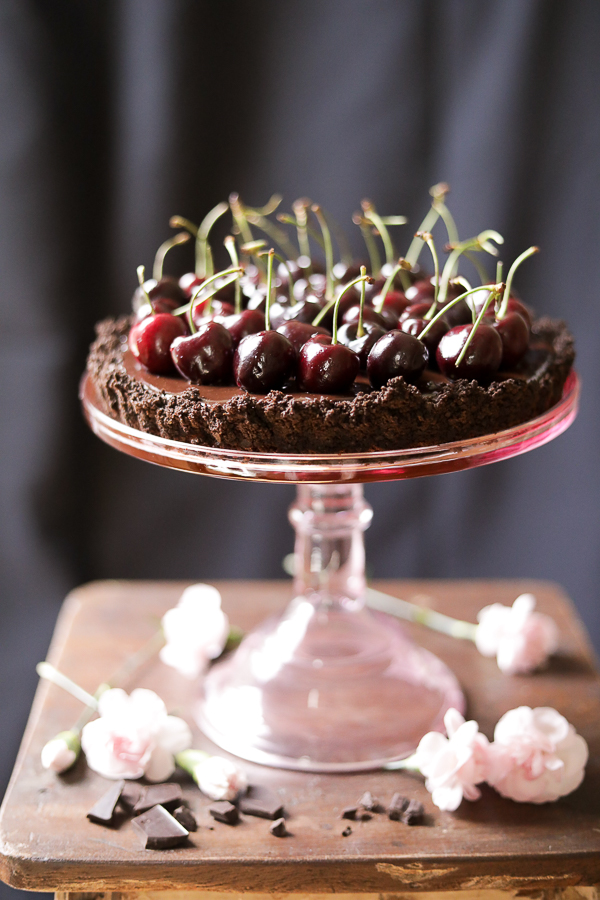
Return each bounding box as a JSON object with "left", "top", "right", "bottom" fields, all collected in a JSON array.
[
  {"left": 209, "top": 800, "right": 239, "bottom": 825},
  {"left": 87, "top": 780, "right": 125, "bottom": 825},
  {"left": 118, "top": 781, "right": 144, "bottom": 811},
  {"left": 401, "top": 798, "right": 425, "bottom": 825},
  {"left": 356, "top": 808, "right": 373, "bottom": 821},
  {"left": 239, "top": 785, "right": 284, "bottom": 820},
  {"left": 173, "top": 805, "right": 198, "bottom": 831},
  {"left": 341, "top": 806, "right": 358, "bottom": 820},
  {"left": 388, "top": 792, "right": 410, "bottom": 821},
  {"left": 269, "top": 817, "right": 288, "bottom": 837},
  {"left": 131, "top": 804, "right": 189, "bottom": 849},
  {"left": 133, "top": 783, "right": 183, "bottom": 814},
  {"left": 341, "top": 825, "right": 352, "bottom": 836},
  {"left": 359, "top": 791, "right": 384, "bottom": 813}
]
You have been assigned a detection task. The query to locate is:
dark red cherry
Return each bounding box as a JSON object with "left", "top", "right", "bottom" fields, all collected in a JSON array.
[
  {"left": 222, "top": 309, "right": 265, "bottom": 348},
  {"left": 318, "top": 289, "right": 361, "bottom": 330},
  {"left": 494, "top": 312, "right": 530, "bottom": 368},
  {"left": 170, "top": 322, "right": 233, "bottom": 384},
  {"left": 133, "top": 295, "right": 181, "bottom": 323},
  {"left": 405, "top": 278, "right": 435, "bottom": 304},
  {"left": 306, "top": 332, "right": 332, "bottom": 346},
  {"left": 338, "top": 321, "right": 387, "bottom": 370},
  {"left": 134, "top": 277, "right": 186, "bottom": 315},
  {"left": 436, "top": 324, "right": 503, "bottom": 381},
  {"left": 367, "top": 331, "right": 429, "bottom": 388},
  {"left": 276, "top": 320, "right": 330, "bottom": 353},
  {"left": 401, "top": 314, "right": 449, "bottom": 357},
  {"left": 179, "top": 272, "right": 204, "bottom": 298},
  {"left": 399, "top": 302, "right": 433, "bottom": 322},
  {"left": 364, "top": 277, "right": 386, "bottom": 302},
  {"left": 273, "top": 297, "right": 324, "bottom": 330},
  {"left": 505, "top": 297, "right": 532, "bottom": 330},
  {"left": 191, "top": 299, "right": 235, "bottom": 328},
  {"left": 343, "top": 305, "right": 388, "bottom": 330},
  {"left": 234, "top": 331, "right": 296, "bottom": 393},
  {"left": 373, "top": 290, "right": 410, "bottom": 318},
  {"left": 297, "top": 341, "right": 359, "bottom": 394},
  {"left": 128, "top": 313, "right": 187, "bottom": 374}
]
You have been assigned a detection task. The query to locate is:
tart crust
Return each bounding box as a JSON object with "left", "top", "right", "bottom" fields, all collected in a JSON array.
[{"left": 87, "top": 316, "right": 574, "bottom": 454}]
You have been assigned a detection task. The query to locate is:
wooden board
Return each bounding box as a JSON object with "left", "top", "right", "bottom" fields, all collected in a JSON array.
[{"left": 1, "top": 579, "right": 599, "bottom": 894}]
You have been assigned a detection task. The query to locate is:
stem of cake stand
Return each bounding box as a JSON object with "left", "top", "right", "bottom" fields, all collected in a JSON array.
[{"left": 195, "top": 482, "right": 464, "bottom": 772}]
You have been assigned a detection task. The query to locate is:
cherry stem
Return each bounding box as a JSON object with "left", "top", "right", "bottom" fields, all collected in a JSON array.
[
  {"left": 259, "top": 249, "right": 295, "bottom": 305},
  {"left": 361, "top": 199, "right": 402, "bottom": 266},
  {"left": 455, "top": 286, "right": 502, "bottom": 368},
  {"left": 36, "top": 662, "right": 99, "bottom": 710},
  {"left": 152, "top": 232, "right": 190, "bottom": 282},
  {"left": 496, "top": 260, "right": 503, "bottom": 284},
  {"left": 464, "top": 250, "right": 489, "bottom": 285},
  {"left": 328, "top": 274, "right": 369, "bottom": 344},
  {"left": 438, "top": 231, "right": 504, "bottom": 305},
  {"left": 264, "top": 249, "right": 275, "bottom": 331},
  {"left": 195, "top": 201, "right": 229, "bottom": 278},
  {"left": 224, "top": 236, "right": 242, "bottom": 314},
  {"left": 405, "top": 197, "right": 444, "bottom": 269},
  {"left": 169, "top": 215, "right": 198, "bottom": 237},
  {"left": 137, "top": 265, "right": 154, "bottom": 315},
  {"left": 353, "top": 213, "right": 381, "bottom": 276},
  {"left": 416, "top": 232, "right": 440, "bottom": 319},
  {"left": 185, "top": 266, "right": 243, "bottom": 334},
  {"left": 433, "top": 198, "right": 459, "bottom": 245},
  {"left": 243, "top": 193, "right": 283, "bottom": 217},
  {"left": 374, "top": 258, "right": 408, "bottom": 313},
  {"left": 497, "top": 246, "right": 539, "bottom": 319},
  {"left": 323, "top": 207, "right": 353, "bottom": 267},
  {"left": 292, "top": 199, "right": 312, "bottom": 272},
  {"left": 419, "top": 283, "right": 502, "bottom": 341},
  {"left": 246, "top": 211, "right": 298, "bottom": 261},
  {"left": 312, "top": 204, "right": 335, "bottom": 301},
  {"left": 277, "top": 214, "right": 325, "bottom": 256},
  {"left": 357, "top": 265, "right": 368, "bottom": 338}
]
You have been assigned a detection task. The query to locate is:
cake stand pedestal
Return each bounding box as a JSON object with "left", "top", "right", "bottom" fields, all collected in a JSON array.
[{"left": 81, "top": 372, "right": 579, "bottom": 771}]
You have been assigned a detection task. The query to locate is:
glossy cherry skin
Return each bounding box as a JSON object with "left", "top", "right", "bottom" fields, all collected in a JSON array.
[
  {"left": 298, "top": 341, "right": 359, "bottom": 394},
  {"left": 401, "top": 314, "right": 449, "bottom": 358},
  {"left": 506, "top": 297, "right": 532, "bottom": 330},
  {"left": 405, "top": 279, "right": 435, "bottom": 304},
  {"left": 234, "top": 331, "right": 296, "bottom": 393},
  {"left": 367, "top": 331, "right": 429, "bottom": 388},
  {"left": 436, "top": 323, "right": 503, "bottom": 381},
  {"left": 191, "top": 299, "right": 235, "bottom": 329},
  {"left": 338, "top": 321, "right": 386, "bottom": 370},
  {"left": 494, "top": 312, "right": 530, "bottom": 368},
  {"left": 276, "top": 320, "right": 330, "bottom": 353},
  {"left": 222, "top": 309, "right": 265, "bottom": 348},
  {"left": 343, "top": 305, "right": 388, "bottom": 330},
  {"left": 179, "top": 272, "right": 204, "bottom": 298},
  {"left": 373, "top": 290, "right": 410, "bottom": 318},
  {"left": 170, "top": 322, "right": 233, "bottom": 384},
  {"left": 128, "top": 313, "right": 188, "bottom": 374}
]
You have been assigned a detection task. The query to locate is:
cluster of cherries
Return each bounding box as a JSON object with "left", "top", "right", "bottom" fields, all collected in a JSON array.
[{"left": 128, "top": 191, "right": 537, "bottom": 395}]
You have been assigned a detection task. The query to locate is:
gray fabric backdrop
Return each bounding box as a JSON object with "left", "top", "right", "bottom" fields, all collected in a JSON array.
[{"left": 1, "top": 2, "right": 599, "bottom": 897}]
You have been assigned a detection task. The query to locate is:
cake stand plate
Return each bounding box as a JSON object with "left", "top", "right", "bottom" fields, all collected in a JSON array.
[{"left": 81, "top": 372, "right": 579, "bottom": 771}]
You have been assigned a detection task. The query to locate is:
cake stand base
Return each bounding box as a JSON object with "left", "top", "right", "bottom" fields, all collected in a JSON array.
[{"left": 195, "top": 484, "right": 464, "bottom": 771}]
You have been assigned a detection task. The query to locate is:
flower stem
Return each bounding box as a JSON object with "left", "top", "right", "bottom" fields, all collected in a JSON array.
[
  {"left": 366, "top": 588, "right": 478, "bottom": 641},
  {"left": 383, "top": 753, "right": 420, "bottom": 772},
  {"left": 36, "top": 663, "right": 99, "bottom": 710}
]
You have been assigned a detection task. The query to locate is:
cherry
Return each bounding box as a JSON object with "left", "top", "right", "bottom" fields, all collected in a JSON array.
[
  {"left": 436, "top": 323, "right": 502, "bottom": 381},
  {"left": 401, "top": 313, "right": 449, "bottom": 357},
  {"left": 374, "top": 289, "right": 410, "bottom": 318},
  {"left": 400, "top": 302, "right": 433, "bottom": 323},
  {"left": 128, "top": 313, "right": 187, "bottom": 374},
  {"left": 343, "top": 305, "right": 388, "bottom": 330},
  {"left": 494, "top": 312, "right": 530, "bottom": 368},
  {"left": 234, "top": 331, "right": 296, "bottom": 393},
  {"left": 192, "top": 299, "right": 235, "bottom": 328},
  {"left": 179, "top": 272, "right": 204, "bottom": 298},
  {"left": 170, "top": 322, "right": 233, "bottom": 384},
  {"left": 338, "top": 321, "right": 386, "bottom": 369},
  {"left": 271, "top": 296, "right": 323, "bottom": 330},
  {"left": 276, "top": 320, "right": 329, "bottom": 353},
  {"left": 405, "top": 278, "right": 435, "bottom": 304},
  {"left": 222, "top": 309, "right": 265, "bottom": 348},
  {"left": 367, "top": 331, "right": 429, "bottom": 388},
  {"left": 297, "top": 339, "right": 359, "bottom": 393},
  {"left": 505, "top": 296, "right": 532, "bottom": 330}
]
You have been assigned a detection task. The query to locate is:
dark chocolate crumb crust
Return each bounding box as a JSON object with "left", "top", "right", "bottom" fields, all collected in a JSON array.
[{"left": 87, "top": 317, "right": 574, "bottom": 454}]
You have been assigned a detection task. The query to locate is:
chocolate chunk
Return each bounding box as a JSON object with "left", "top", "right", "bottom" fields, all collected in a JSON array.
[
  {"left": 209, "top": 800, "right": 239, "bottom": 825},
  {"left": 239, "top": 786, "right": 284, "bottom": 820},
  {"left": 118, "top": 781, "right": 144, "bottom": 811},
  {"left": 341, "top": 825, "right": 352, "bottom": 837},
  {"left": 388, "top": 793, "right": 410, "bottom": 821},
  {"left": 173, "top": 806, "right": 198, "bottom": 831},
  {"left": 87, "top": 780, "right": 125, "bottom": 825},
  {"left": 359, "top": 791, "right": 384, "bottom": 813},
  {"left": 356, "top": 808, "right": 373, "bottom": 821},
  {"left": 401, "top": 798, "right": 425, "bottom": 825},
  {"left": 269, "top": 817, "right": 288, "bottom": 837},
  {"left": 133, "top": 783, "right": 183, "bottom": 814},
  {"left": 341, "top": 806, "right": 358, "bottom": 820},
  {"left": 131, "top": 804, "right": 189, "bottom": 849}
]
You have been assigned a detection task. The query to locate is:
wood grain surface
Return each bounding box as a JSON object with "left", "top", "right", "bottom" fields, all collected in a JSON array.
[{"left": 1, "top": 579, "right": 599, "bottom": 893}]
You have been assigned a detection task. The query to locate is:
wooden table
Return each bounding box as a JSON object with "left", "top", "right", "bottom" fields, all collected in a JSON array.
[{"left": 1, "top": 579, "right": 599, "bottom": 900}]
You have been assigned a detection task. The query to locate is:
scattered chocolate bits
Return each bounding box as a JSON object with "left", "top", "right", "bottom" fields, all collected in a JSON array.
[
  {"left": 131, "top": 804, "right": 189, "bottom": 850},
  {"left": 133, "top": 783, "right": 183, "bottom": 814},
  {"left": 269, "top": 817, "right": 288, "bottom": 837},
  {"left": 359, "top": 791, "right": 382, "bottom": 812},
  {"left": 239, "top": 785, "right": 284, "bottom": 820},
  {"left": 341, "top": 825, "right": 352, "bottom": 837},
  {"left": 388, "top": 792, "right": 409, "bottom": 820},
  {"left": 388, "top": 793, "right": 424, "bottom": 824},
  {"left": 341, "top": 806, "right": 358, "bottom": 820},
  {"left": 172, "top": 805, "right": 198, "bottom": 831},
  {"left": 209, "top": 800, "right": 240, "bottom": 825},
  {"left": 87, "top": 780, "right": 125, "bottom": 825}
]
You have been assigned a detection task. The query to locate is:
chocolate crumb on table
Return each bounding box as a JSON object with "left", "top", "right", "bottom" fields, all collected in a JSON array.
[
  {"left": 172, "top": 806, "right": 198, "bottom": 831},
  {"left": 269, "top": 817, "right": 288, "bottom": 837},
  {"left": 87, "top": 780, "right": 125, "bottom": 825},
  {"left": 402, "top": 798, "right": 425, "bottom": 824},
  {"left": 341, "top": 825, "right": 352, "bottom": 837},
  {"left": 239, "top": 785, "right": 284, "bottom": 820},
  {"left": 388, "top": 792, "right": 409, "bottom": 820},
  {"left": 209, "top": 801, "right": 240, "bottom": 825}
]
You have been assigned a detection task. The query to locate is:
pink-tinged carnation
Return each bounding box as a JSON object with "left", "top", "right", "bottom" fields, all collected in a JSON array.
[
  {"left": 81, "top": 688, "right": 192, "bottom": 781},
  {"left": 160, "top": 583, "right": 230, "bottom": 679},
  {"left": 475, "top": 593, "right": 559, "bottom": 675},
  {"left": 487, "top": 706, "right": 588, "bottom": 803},
  {"left": 414, "top": 708, "right": 491, "bottom": 811},
  {"left": 192, "top": 755, "right": 248, "bottom": 801}
]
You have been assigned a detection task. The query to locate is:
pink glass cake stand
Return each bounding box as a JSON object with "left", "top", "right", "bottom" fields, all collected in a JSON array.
[{"left": 81, "top": 371, "right": 579, "bottom": 771}]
